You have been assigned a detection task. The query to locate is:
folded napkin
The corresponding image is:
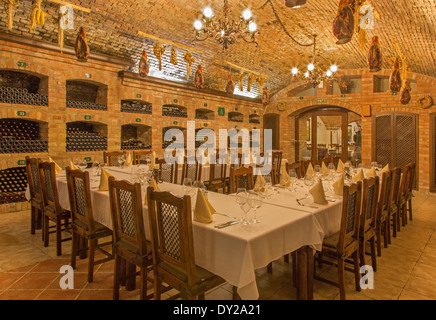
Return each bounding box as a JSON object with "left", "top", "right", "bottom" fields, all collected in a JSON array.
[
  {"left": 333, "top": 175, "right": 344, "bottom": 196},
  {"left": 254, "top": 174, "right": 266, "bottom": 193},
  {"left": 305, "top": 163, "right": 314, "bottom": 179},
  {"left": 49, "top": 157, "right": 62, "bottom": 175},
  {"left": 145, "top": 177, "right": 160, "bottom": 205},
  {"left": 150, "top": 151, "right": 157, "bottom": 170},
  {"left": 353, "top": 169, "right": 365, "bottom": 182},
  {"left": 99, "top": 168, "right": 114, "bottom": 191},
  {"left": 309, "top": 180, "right": 328, "bottom": 205},
  {"left": 280, "top": 170, "right": 292, "bottom": 188},
  {"left": 125, "top": 152, "right": 132, "bottom": 166},
  {"left": 336, "top": 160, "right": 345, "bottom": 173},
  {"left": 366, "top": 167, "right": 377, "bottom": 178},
  {"left": 194, "top": 188, "right": 216, "bottom": 223},
  {"left": 380, "top": 164, "right": 390, "bottom": 174},
  {"left": 70, "top": 161, "right": 79, "bottom": 170},
  {"left": 321, "top": 162, "right": 329, "bottom": 176}
]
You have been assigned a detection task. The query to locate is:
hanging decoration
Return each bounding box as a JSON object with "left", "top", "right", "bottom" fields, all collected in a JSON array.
[
  {"left": 400, "top": 80, "right": 411, "bottom": 105},
  {"left": 138, "top": 50, "right": 149, "bottom": 77},
  {"left": 153, "top": 42, "right": 166, "bottom": 71},
  {"left": 75, "top": 27, "right": 90, "bottom": 61},
  {"left": 170, "top": 47, "right": 178, "bottom": 65},
  {"left": 30, "top": 0, "right": 45, "bottom": 31},
  {"left": 333, "top": 0, "right": 355, "bottom": 45},
  {"left": 389, "top": 59, "right": 402, "bottom": 93},
  {"left": 247, "top": 74, "right": 256, "bottom": 92},
  {"left": 416, "top": 96, "right": 433, "bottom": 109},
  {"left": 3, "top": 0, "right": 20, "bottom": 30},
  {"left": 237, "top": 72, "right": 245, "bottom": 91},
  {"left": 184, "top": 52, "right": 195, "bottom": 79},
  {"left": 393, "top": 40, "right": 409, "bottom": 90},
  {"left": 367, "top": 36, "right": 382, "bottom": 72},
  {"left": 56, "top": 7, "right": 69, "bottom": 52},
  {"left": 256, "top": 77, "right": 266, "bottom": 93},
  {"left": 226, "top": 75, "right": 235, "bottom": 94},
  {"left": 194, "top": 65, "right": 205, "bottom": 89},
  {"left": 262, "top": 86, "right": 270, "bottom": 106}
]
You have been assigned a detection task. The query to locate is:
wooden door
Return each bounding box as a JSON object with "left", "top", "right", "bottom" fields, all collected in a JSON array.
[
  {"left": 263, "top": 114, "right": 280, "bottom": 150},
  {"left": 431, "top": 113, "right": 436, "bottom": 192}
]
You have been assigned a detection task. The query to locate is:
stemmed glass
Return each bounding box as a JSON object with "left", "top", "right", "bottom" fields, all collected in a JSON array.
[
  {"left": 263, "top": 175, "right": 272, "bottom": 198},
  {"left": 183, "top": 178, "right": 193, "bottom": 194},
  {"left": 77, "top": 159, "right": 87, "bottom": 171},
  {"left": 117, "top": 154, "right": 126, "bottom": 167},
  {"left": 248, "top": 192, "right": 263, "bottom": 224},
  {"left": 236, "top": 188, "right": 250, "bottom": 225},
  {"left": 289, "top": 170, "right": 297, "bottom": 191},
  {"left": 314, "top": 165, "right": 321, "bottom": 178},
  {"left": 193, "top": 180, "right": 207, "bottom": 198},
  {"left": 91, "top": 162, "right": 100, "bottom": 183}
]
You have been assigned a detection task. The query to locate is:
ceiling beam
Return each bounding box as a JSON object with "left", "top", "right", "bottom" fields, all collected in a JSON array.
[
  {"left": 137, "top": 31, "right": 204, "bottom": 54},
  {"left": 45, "top": 0, "right": 91, "bottom": 13}
]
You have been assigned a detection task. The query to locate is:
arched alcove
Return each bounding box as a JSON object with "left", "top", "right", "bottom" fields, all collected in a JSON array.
[
  {"left": 121, "top": 99, "right": 152, "bottom": 114},
  {"left": 162, "top": 104, "right": 188, "bottom": 118},
  {"left": 66, "top": 121, "right": 108, "bottom": 152},
  {"left": 0, "top": 118, "right": 48, "bottom": 153},
  {"left": 66, "top": 80, "right": 108, "bottom": 110},
  {"left": 121, "top": 124, "right": 152, "bottom": 150}
]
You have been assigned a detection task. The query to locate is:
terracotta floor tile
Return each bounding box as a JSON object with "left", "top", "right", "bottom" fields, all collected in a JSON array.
[
  {"left": 8, "top": 272, "right": 59, "bottom": 290},
  {"left": 0, "top": 289, "right": 43, "bottom": 300},
  {"left": 36, "top": 289, "right": 81, "bottom": 300},
  {"left": 76, "top": 289, "right": 114, "bottom": 300},
  {"left": 31, "top": 258, "right": 72, "bottom": 273},
  {"left": 0, "top": 272, "right": 25, "bottom": 290}
]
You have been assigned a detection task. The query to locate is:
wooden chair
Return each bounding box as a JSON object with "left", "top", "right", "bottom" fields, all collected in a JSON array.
[
  {"left": 271, "top": 151, "right": 283, "bottom": 184},
  {"left": 147, "top": 187, "right": 225, "bottom": 300},
  {"left": 359, "top": 176, "right": 379, "bottom": 271},
  {"left": 132, "top": 150, "right": 153, "bottom": 165},
  {"left": 66, "top": 167, "right": 114, "bottom": 282},
  {"left": 300, "top": 160, "right": 312, "bottom": 177},
  {"left": 108, "top": 177, "right": 153, "bottom": 300},
  {"left": 376, "top": 170, "right": 392, "bottom": 256},
  {"left": 253, "top": 164, "right": 277, "bottom": 186},
  {"left": 405, "top": 163, "right": 416, "bottom": 222},
  {"left": 156, "top": 158, "right": 177, "bottom": 184},
  {"left": 397, "top": 165, "right": 412, "bottom": 228},
  {"left": 314, "top": 181, "right": 362, "bottom": 300},
  {"left": 204, "top": 153, "right": 227, "bottom": 193},
  {"left": 388, "top": 167, "right": 402, "bottom": 238},
  {"left": 103, "top": 151, "right": 128, "bottom": 166},
  {"left": 181, "top": 156, "right": 201, "bottom": 185},
  {"left": 25, "top": 157, "right": 43, "bottom": 235},
  {"left": 229, "top": 167, "right": 254, "bottom": 194},
  {"left": 39, "top": 162, "right": 72, "bottom": 256},
  {"left": 286, "top": 162, "right": 302, "bottom": 179}
]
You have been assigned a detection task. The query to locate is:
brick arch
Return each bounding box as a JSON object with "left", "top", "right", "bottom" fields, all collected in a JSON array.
[
  {"left": 286, "top": 101, "right": 362, "bottom": 117},
  {"left": 119, "top": 117, "right": 154, "bottom": 127},
  {"left": 64, "top": 113, "right": 108, "bottom": 125},
  {"left": 0, "top": 60, "right": 51, "bottom": 78},
  {"left": 0, "top": 107, "right": 48, "bottom": 123}
]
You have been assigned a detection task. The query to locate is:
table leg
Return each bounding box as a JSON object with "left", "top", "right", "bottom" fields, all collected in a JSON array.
[
  {"left": 296, "top": 247, "right": 308, "bottom": 300},
  {"left": 306, "top": 246, "right": 314, "bottom": 300}
]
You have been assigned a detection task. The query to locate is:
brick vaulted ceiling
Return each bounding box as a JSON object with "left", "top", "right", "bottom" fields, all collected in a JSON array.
[{"left": 1, "top": 0, "right": 435, "bottom": 99}]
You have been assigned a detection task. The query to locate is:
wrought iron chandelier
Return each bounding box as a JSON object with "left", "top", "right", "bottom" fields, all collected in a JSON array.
[
  {"left": 193, "top": 0, "right": 259, "bottom": 50},
  {"left": 291, "top": 35, "right": 338, "bottom": 88}
]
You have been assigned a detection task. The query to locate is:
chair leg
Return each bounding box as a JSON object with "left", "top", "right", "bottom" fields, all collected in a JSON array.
[
  {"left": 113, "top": 255, "right": 121, "bottom": 300},
  {"left": 31, "top": 206, "right": 36, "bottom": 235},
  {"left": 154, "top": 272, "right": 162, "bottom": 300},
  {"left": 402, "top": 205, "right": 407, "bottom": 227},
  {"left": 292, "top": 251, "right": 297, "bottom": 288},
  {"left": 359, "top": 240, "right": 366, "bottom": 268},
  {"left": 43, "top": 215, "right": 49, "bottom": 248},
  {"left": 352, "top": 251, "right": 361, "bottom": 292},
  {"left": 56, "top": 217, "right": 62, "bottom": 256},
  {"left": 71, "top": 231, "right": 78, "bottom": 269},
  {"left": 386, "top": 218, "right": 391, "bottom": 245},
  {"left": 119, "top": 258, "right": 127, "bottom": 287},
  {"left": 284, "top": 254, "right": 289, "bottom": 264},
  {"left": 397, "top": 209, "right": 401, "bottom": 232},
  {"left": 337, "top": 258, "right": 346, "bottom": 300},
  {"left": 376, "top": 223, "right": 382, "bottom": 257},
  {"left": 88, "top": 238, "right": 96, "bottom": 283},
  {"left": 140, "top": 267, "right": 147, "bottom": 300},
  {"left": 408, "top": 199, "right": 413, "bottom": 221},
  {"left": 370, "top": 238, "right": 377, "bottom": 272},
  {"left": 392, "top": 212, "right": 397, "bottom": 238}
]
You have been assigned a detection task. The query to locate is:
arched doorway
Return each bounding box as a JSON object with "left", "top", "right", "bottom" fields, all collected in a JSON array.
[{"left": 292, "top": 106, "right": 362, "bottom": 164}]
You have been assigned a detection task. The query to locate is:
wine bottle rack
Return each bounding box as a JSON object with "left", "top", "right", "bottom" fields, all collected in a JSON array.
[
  {"left": 162, "top": 105, "right": 188, "bottom": 118},
  {"left": 0, "top": 87, "right": 48, "bottom": 106},
  {"left": 0, "top": 167, "right": 27, "bottom": 204},
  {"left": 66, "top": 100, "right": 107, "bottom": 111},
  {"left": 121, "top": 139, "right": 151, "bottom": 150},
  {"left": 66, "top": 126, "right": 107, "bottom": 152},
  {"left": 121, "top": 100, "right": 152, "bottom": 114},
  {"left": 249, "top": 118, "right": 260, "bottom": 124},
  {"left": 0, "top": 119, "right": 48, "bottom": 154}
]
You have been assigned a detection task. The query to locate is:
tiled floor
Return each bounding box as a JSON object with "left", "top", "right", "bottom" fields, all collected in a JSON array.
[{"left": 1, "top": 193, "right": 436, "bottom": 300}]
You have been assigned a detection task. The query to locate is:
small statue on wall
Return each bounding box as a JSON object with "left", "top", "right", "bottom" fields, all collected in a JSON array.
[
  {"left": 333, "top": 0, "right": 355, "bottom": 44},
  {"left": 400, "top": 80, "right": 411, "bottom": 105},
  {"left": 368, "top": 36, "right": 382, "bottom": 72},
  {"left": 75, "top": 27, "right": 90, "bottom": 61},
  {"left": 138, "top": 50, "right": 149, "bottom": 77},
  {"left": 226, "top": 75, "right": 235, "bottom": 94},
  {"left": 389, "top": 60, "right": 402, "bottom": 93},
  {"left": 194, "top": 65, "right": 205, "bottom": 89},
  {"left": 262, "top": 86, "right": 270, "bottom": 106}
]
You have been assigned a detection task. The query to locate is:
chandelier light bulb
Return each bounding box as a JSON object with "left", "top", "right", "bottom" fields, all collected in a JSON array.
[
  {"left": 326, "top": 70, "right": 333, "bottom": 77},
  {"left": 194, "top": 20, "right": 203, "bottom": 30},
  {"left": 203, "top": 7, "right": 213, "bottom": 18},
  {"left": 304, "top": 71, "right": 310, "bottom": 78},
  {"left": 248, "top": 21, "right": 257, "bottom": 32},
  {"left": 330, "top": 64, "right": 338, "bottom": 73},
  {"left": 291, "top": 67, "right": 299, "bottom": 75},
  {"left": 307, "top": 63, "right": 315, "bottom": 71},
  {"left": 242, "top": 9, "right": 252, "bottom": 20}
]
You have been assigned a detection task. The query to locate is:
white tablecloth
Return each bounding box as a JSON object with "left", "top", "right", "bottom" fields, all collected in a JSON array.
[{"left": 26, "top": 165, "right": 343, "bottom": 300}]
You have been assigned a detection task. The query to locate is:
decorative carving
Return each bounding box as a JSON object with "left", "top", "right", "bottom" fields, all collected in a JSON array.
[
  {"left": 277, "top": 102, "right": 286, "bottom": 112},
  {"left": 416, "top": 95, "right": 433, "bottom": 109}
]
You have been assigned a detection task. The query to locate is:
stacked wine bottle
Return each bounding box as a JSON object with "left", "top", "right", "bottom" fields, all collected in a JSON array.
[
  {"left": 162, "top": 106, "right": 188, "bottom": 118},
  {"left": 249, "top": 119, "right": 260, "bottom": 124},
  {"left": 0, "top": 119, "right": 48, "bottom": 153},
  {"left": 121, "top": 100, "right": 152, "bottom": 114},
  {"left": 66, "top": 127, "right": 107, "bottom": 152},
  {"left": 0, "top": 87, "right": 48, "bottom": 106},
  {"left": 121, "top": 139, "right": 151, "bottom": 150},
  {"left": 195, "top": 113, "right": 209, "bottom": 120},
  {"left": 229, "top": 118, "right": 243, "bottom": 123},
  {"left": 0, "top": 167, "right": 27, "bottom": 204},
  {"left": 67, "top": 100, "right": 107, "bottom": 111}
]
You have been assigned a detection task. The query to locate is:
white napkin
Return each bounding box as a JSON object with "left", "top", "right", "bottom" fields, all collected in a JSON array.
[
  {"left": 353, "top": 169, "right": 365, "bottom": 182},
  {"left": 333, "top": 175, "right": 344, "bottom": 196},
  {"left": 366, "top": 167, "right": 376, "bottom": 178},
  {"left": 99, "top": 168, "right": 114, "bottom": 191},
  {"left": 309, "top": 180, "right": 328, "bottom": 205},
  {"left": 336, "top": 160, "right": 345, "bottom": 173},
  {"left": 49, "top": 157, "right": 62, "bottom": 175},
  {"left": 305, "top": 163, "right": 314, "bottom": 179},
  {"left": 321, "top": 162, "right": 329, "bottom": 176},
  {"left": 194, "top": 189, "right": 216, "bottom": 224}
]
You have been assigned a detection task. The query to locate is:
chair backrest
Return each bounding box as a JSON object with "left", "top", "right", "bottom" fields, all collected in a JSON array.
[
  {"left": 181, "top": 156, "right": 201, "bottom": 185},
  {"left": 108, "top": 177, "right": 148, "bottom": 256},
  {"left": 157, "top": 158, "right": 177, "bottom": 184},
  {"left": 271, "top": 151, "right": 283, "bottom": 183},
  {"left": 337, "top": 181, "right": 362, "bottom": 254},
  {"left": 147, "top": 187, "right": 197, "bottom": 286},
  {"left": 229, "top": 166, "right": 254, "bottom": 193},
  {"left": 398, "top": 165, "right": 412, "bottom": 203},
  {"left": 360, "top": 176, "right": 380, "bottom": 235},
  {"left": 25, "top": 156, "right": 42, "bottom": 202},
  {"left": 389, "top": 167, "right": 402, "bottom": 209},
  {"left": 103, "top": 151, "right": 127, "bottom": 166},
  {"left": 208, "top": 153, "right": 227, "bottom": 187},
  {"left": 133, "top": 150, "right": 153, "bottom": 165},
  {"left": 229, "top": 152, "right": 243, "bottom": 170},
  {"left": 39, "top": 161, "right": 62, "bottom": 215},
  {"left": 286, "top": 162, "right": 301, "bottom": 179},
  {"left": 66, "top": 167, "right": 96, "bottom": 233},
  {"left": 300, "top": 160, "right": 312, "bottom": 177},
  {"left": 377, "top": 170, "right": 392, "bottom": 218},
  {"left": 406, "top": 163, "right": 415, "bottom": 196}
]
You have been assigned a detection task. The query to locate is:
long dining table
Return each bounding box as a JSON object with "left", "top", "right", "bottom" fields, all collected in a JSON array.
[{"left": 27, "top": 164, "right": 344, "bottom": 300}]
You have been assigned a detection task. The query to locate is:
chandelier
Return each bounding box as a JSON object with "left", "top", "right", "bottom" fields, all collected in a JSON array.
[
  {"left": 193, "top": 0, "right": 259, "bottom": 50},
  {"left": 291, "top": 35, "right": 338, "bottom": 88}
]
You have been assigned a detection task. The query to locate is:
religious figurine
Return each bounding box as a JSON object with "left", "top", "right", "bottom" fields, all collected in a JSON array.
[
  {"left": 333, "top": 0, "right": 355, "bottom": 44},
  {"left": 390, "top": 60, "right": 402, "bottom": 93},
  {"left": 368, "top": 36, "right": 382, "bottom": 72},
  {"left": 194, "top": 65, "right": 205, "bottom": 89},
  {"left": 138, "top": 50, "right": 149, "bottom": 77},
  {"left": 75, "top": 27, "right": 90, "bottom": 61}
]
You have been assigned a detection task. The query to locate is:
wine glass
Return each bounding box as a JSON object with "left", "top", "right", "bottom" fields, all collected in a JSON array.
[
  {"left": 193, "top": 180, "right": 207, "bottom": 198},
  {"left": 249, "top": 192, "right": 262, "bottom": 224},
  {"left": 77, "top": 159, "right": 87, "bottom": 171},
  {"left": 183, "top": 178, "right": 193, "bottom": 194},
  {"left": 117, "top": 154, "right": 126, "bottom": 167},
  {"left": 288, "top": 170, "right": 297, "bottom": 191},
  {"left": 263, "top": 175, "right": 272, "bottom": 198},
  {"left": 314, "top": 164, "right": 321, "bottom": 176},
  {"left": 236, "top": 188, "right": 249, "bottom": 225},
  {"left": 91, "top": 162, "right": 100, "bottom": 183}
]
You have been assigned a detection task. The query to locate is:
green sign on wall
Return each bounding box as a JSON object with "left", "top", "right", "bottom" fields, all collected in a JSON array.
[
  {"left": 204, "top": 123, "right": 207, "bottom": 127},
  {"left": 84, "top": 157, "right": 91, "bottom": 162},
  {"left": 299, "top": 97, "right": 304, "bottom": 100},
  {"left": 136, "top": 118, "right": 142, "bottom": 123},
  {"left": 84, "top": 115, "right": 91, "bottom": 120},
  {"left": 204, "top": 103, "right": 208, "bottom": 107},
  {"left": 317, "top": 99, "right": 325, "bottom": 103},
  {"left": 341, "top": 94, "right": 346, "bottom": 98},
  {"left": 173, "top": 121, "right": 178, "bottom": 125},
  {"left": 136, "top": 94, "right": 142, "bottom": 99},
  {"left": 85, "top": 73, "right": 92, "bottom": 79},
  {"left": 17, "top": 111, "right": 26, "bottom": 117},
  {"left": 218, "top": 107, "right": 225, "bottom": 116},
  {"left": 173, "top": 99, "right": 178, "bottom": 104},
  {"left": 17, "top": 160, "right": 25, "bottom": 166},
  {"left": 17, "top": 61, "right": 27, "bottom": 68}
]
